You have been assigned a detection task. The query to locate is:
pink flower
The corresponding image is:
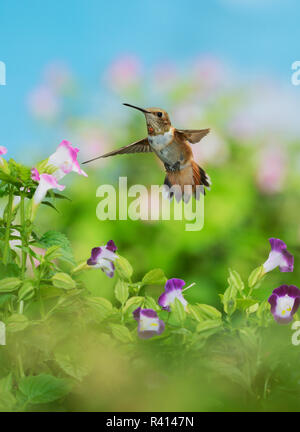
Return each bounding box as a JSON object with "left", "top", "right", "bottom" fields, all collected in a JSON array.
[
  {"left": 0, "top": 146, "right": 7, "bottom": 156},
  {"left": 47, "top": 140, "right": 88, "bottom": 180},
  {"left": 256, "top": 146, "right": 287, "bottom": 195},
  {"left": 33, "top": 173, "right": 65, "bottom": 206},
  {"left": 31, "top": 168, "right": 40, "bottom": 182},
  {"left": 28, "top": 85, "right": 60, "bottom": 120},
  {"left": 107, "top": 54, "right": 141, "bottom": 90},
  {"left": 44, "top": 62, "right": 72, "bottom": 92}
]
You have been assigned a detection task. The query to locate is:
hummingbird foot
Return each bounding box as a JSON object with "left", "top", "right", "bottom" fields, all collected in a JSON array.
[{"left": 164, "top": 161, "right": 181, "bottom": 172}]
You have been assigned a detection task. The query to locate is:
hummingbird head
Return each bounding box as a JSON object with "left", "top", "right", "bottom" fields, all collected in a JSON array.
[{"left": 123, "top": 103, "right": 171, "bottom": 135}]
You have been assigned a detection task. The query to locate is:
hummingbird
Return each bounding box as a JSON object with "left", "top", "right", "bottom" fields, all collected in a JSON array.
[{"left": 82, "top": 103, "right": 211, "bottom": 201}]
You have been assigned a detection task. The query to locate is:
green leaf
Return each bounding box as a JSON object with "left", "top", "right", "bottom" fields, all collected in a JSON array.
[
  {"left": 142, "top": 269, "right": 167, "bottom": 286},
  {"left": 221, "top": 285, "right": 237, "bottom": 316},
  {"left": 55, "top": 353, "right": 88, "bottom": 381},
  {"left": 0, "top": 375, "right": 15, "bottom": 412},
  {"left": 52, "top": 272, "right": 76, "bottom": 290},
  {"left": 257, "top": 299, "right": 271, "bottom": 321},
  {"left": 44, "top": 245, "right": 62, "bottom": 261},
  {"left": 144, "top": 296, "right": 160, "bottom": 311},
  {"left": 196, "top": 319, "right": 223, "bottom": 333},
  {"left": 0, "top": 277, "right": 22, "bottom": 293},
  {"left": 228, "top": 269, "right": 244, "bottom": 293},
  {"left": 18, "top": 281, "right": 35, "bottom": 302},
  {"left": 38, "top": 231, "right": 75, "bottom": 265},
  {"left": 114, "top": 279, "right": 129, "bottom": 305},
  {"left": 236, "top": 298, "right": 258, "bottom": 311},
  {"left": 123, "top": 296, "right": 144, "bottom": 314},
  {"left": 40, "top": 285, "right": 64, "bottom": 299},
  {"left": 110, "top": 323, "right": 133, "bottom": 343},
  {"left": 0, "top": 294, "right": 14, "bottom": 308},
  {"left": 115, "top": 255, "right": 133, "bottom": 281},
  {"left": 0, "top": 391, "right": 16, "bottom": 412},
  {"left": 19, "top": 374, "right": 71, "bottom": 404},
  {"left": 86, "top": 297, "right": 113, "bottom": 320},
  {"left": 248, "top": 265, "right": 265, "bottom": 288},
  {"left": 171, "top": 297, "right": 186, "bottom": 324},
  {"left": 188, "top": 303, "right": 222, "bottom": 322},
  {"left": 0, "top": 263, "right": 19, "bottom": 278},
  {"left": 41, "top": 201, "right": 59, "bottom": 213},
  {"left": 6, "top": 314, "right": 29, "bottom": 333},
  {"left": 0, "top": 373, "right": 13, "bottom": 393}
]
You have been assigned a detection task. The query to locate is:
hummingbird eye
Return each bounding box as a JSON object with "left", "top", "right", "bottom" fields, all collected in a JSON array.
[{"left": 157, "top": 112, "right": 163, "bottom": 118}]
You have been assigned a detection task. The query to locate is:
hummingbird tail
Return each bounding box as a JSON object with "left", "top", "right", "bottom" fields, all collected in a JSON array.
[{"left": 163, "top": 161, "right": 211, "bottom": 202}]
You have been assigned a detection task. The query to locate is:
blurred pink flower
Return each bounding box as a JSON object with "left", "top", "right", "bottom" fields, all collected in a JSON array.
[
  {"left": 173, "top": 102, "right": 204, "bottom": 125},
  {"left": 107, "top": 54, "right": 141, "bottom": 90},
  {"left": 44, "top": 62, "right": 72, "bottom": 92},
  {"left": 192, "top": 131, "right": 229, "bottom": 166},
  {"left": 28, "top": 85, "right": 60, "bottom": 120},
  {"left": 77, "top": 126, "right": 112, "bottom": 161},
  {"left": 193, "top": 56, "right": 227, "bottom": 91},
  {"left": 153, "top": 61, "right": 178, "bottom": 91},
  {"left": 0, "top": 146, "right": 7, "bottom": 156},
  {"left": 256, "top": 146, "right": 287, "bottom": 195},
  {"left": 228, "top": 82, "right": 300, "bottom": 141},
  {"left": 0, "top": 145, "right": 8, "bottom": 168}
]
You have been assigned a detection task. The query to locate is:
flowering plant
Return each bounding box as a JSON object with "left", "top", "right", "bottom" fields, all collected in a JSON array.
[{"left": 0, "top": 141, "right": 299, "bottom": 412}]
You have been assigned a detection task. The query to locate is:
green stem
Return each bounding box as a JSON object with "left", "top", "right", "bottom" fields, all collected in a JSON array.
[
  {"left": 2, "top": 186, "right": 14, "bottom": 265},
  {"left": 20, "top": 193, "right": 28, "bottom": 278},
  {"left": 17, "top": 353, "right": 25, "bottom": 379}
]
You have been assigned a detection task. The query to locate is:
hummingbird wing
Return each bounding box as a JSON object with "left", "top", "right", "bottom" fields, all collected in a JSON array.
[
  {"left": 176, "top": 128, "right": 210, "bottom": 144},
  {"left": 82, "top": 138, "right": 152, "bottom": 164}
]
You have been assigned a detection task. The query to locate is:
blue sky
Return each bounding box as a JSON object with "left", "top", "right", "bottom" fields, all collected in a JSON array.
[{"left": 0, "top": 0, "right": 299, "bottom": 155}]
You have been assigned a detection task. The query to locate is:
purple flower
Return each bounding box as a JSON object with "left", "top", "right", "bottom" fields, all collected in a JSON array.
[
  {"left": 158, "top": 278, "right": 188, "bottom": 312},
  {"left": 268, "top": 285, "right": 300, "bottom": 324},
  {"left": 263, "top": 238, "right": 294, "bottom": 273},
  {"left": 133, "top": 307, "right": 165, "bottom": 339},
  {"left": 87, "top": 240, "right": 118, "bottom": 278}
]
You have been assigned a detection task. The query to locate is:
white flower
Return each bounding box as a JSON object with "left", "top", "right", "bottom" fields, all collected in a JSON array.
[
  {"left": 33, "top": 173, "right": 65, "bottom": 206},
  {"left": 47, "top": 140, "right": 87, "bottom": 180}
]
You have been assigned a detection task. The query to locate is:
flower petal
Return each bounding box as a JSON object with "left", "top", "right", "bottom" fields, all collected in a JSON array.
[
  {"left": 0, "top": 146, "right": 7, "bottom": 156},
  {"left": 263, "top": 238, "right": 294, "bottom": 273},
  {"left": 33, "top": 174, "right": 65, "bottom": 205},
  {"left": 31, "top": 168, "right": 40, "bottom": 182},
  {"left": 106, "top": 240, "right": 117, "bottom": 253},
  {"left": 165, "top": 278, "right": 186, "bottom": 292}
]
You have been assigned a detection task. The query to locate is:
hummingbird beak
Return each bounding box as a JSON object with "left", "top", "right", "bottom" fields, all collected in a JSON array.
[{"left": 123, "top": 103, "right": 150, "bottom": 114}]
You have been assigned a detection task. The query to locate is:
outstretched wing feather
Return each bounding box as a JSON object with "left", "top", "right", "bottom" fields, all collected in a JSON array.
[
  {"left": 82, "top": 138, "right": 151, "bottom": 164},
  {"left": 177, "top": 128, "right": 210, "bottom": 144}
]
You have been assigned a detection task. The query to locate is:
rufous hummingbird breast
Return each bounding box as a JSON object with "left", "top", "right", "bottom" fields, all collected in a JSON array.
[{"left": 83, "top": 103, "right": 211, "bottom": 201}]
